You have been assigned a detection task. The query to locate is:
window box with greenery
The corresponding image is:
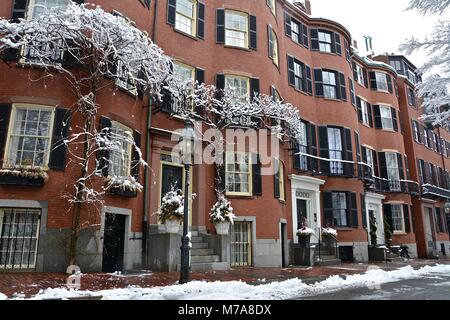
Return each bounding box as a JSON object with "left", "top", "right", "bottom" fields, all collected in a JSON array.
[
  {"left": 209, "top": 194, "right": 236, "bottom": 235},
  {"left": 0, "top": 166, "right": 48, "bottom": 186}
]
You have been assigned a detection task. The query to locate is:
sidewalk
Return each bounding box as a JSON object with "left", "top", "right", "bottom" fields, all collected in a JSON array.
[{"left": 1, "top": 259, "right": 449, "bottom": 299}]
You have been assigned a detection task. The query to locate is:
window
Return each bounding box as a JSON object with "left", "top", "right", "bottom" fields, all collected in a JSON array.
[
  {"left": 0, "top": 208, "right": 41, "bottom": 270},
  {"left": 230, "top": 221, "right": 252, "bottom": 266},
  {"left": 28, "top": 0, "right": 69, "bottom": 19},
  {"left": 267, "top": 0, "right": 276, "bottom": 15},
  {"left": 109, "top": 121, "right": 133, "bottom": 178},
  {"left": 331, "top": 192, "right": 347, "bottom": 227},
  {"left": 291, "top": 20, "right": 300, "bottom": 43},
  {"left": 4, "top": 105, "right": 54, "bottom": 169},
  {"left": 380, "top": 105, "right": 394, "bottom": 130},
  {"left": 389, "top": 60, "right": 403, "bottom": 73},
  {"left": 375, "top": 72, "right": 389, "bottom": 91},
  {"left": 298, "top": 122, "right": 308, "bottom": 171},
  {"left": 294, "top": 61, "right": 304, "bottom": 91},
  {"left": 225, "top": 75, "right": 249, "bottom": 101},
  {"left": 360, "top": 99, "right": 370, "bottom": 126},
  {"left": 225, "top": 11, "right": 248, "bottom": 48},
  {"left": 407, "top": 87, "right": 416, "bottom": 107},
  {"left": 355, "top": 64, "right": 365, "bottom": 86},
  {"left": 276, "top": 159, "right": 285, "bottom": 201},
  {"left": 365, "top": 147, "right": 374, "bottom": 176},
  {"left": 172, "top": 61, "right": 195, "bottom": 112},
  {"left": 407, "top": 69, "right": 417, "bottom": 84},
  {"left": 413, "top": 120, "right": 421, "bottom": 142},
  {"left": 322, "top": 71, "right": 337, "bottom": 99},
  {"left": 328, "top": 127, "right": 343, "bottom": 175},
  {"left": 423, "top": 128, "right": 430, "bottom": 148},
  {"left": 175, "top": 0, "right": 197, "bottom": 36},
  {"left": 386, "top": 152, "right": 400, "bottom": 191},
  {"left": 318, "top": 31, "right": 332, "bottom": 53},
  {"left": 268, "top": 27, "right": 279, "bottom": 66},
  {"left": 391, "top": 204, "right": 405, "bottom": 232},
  {"left": 116, "top": 60, "right": 137, "bottom": 95},
  {"left": 225, "top": 152, "right": 252, "bottom": 195}
]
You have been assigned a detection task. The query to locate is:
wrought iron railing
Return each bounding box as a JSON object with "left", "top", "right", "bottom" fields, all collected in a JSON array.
[{"left": 422, "top": 184, "right": 450, "bottom": 199}]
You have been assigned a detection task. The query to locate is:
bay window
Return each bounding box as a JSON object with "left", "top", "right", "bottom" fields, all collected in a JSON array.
[
  {"left": 4, "top": 104, "right": 54, "bottom": 169},
  {"left": 318, "top": 31, "right": 332, "bottom": 53},
  {"left": 375, "top": 72, "right": 389, "bottom": 91},
  {"left": 268, "top": 26, "right": 279, "bottom": 66},
  {"left": 365, "top": 147, "right": 374, "bottom": 176},
  {"left": 355, "top": 64, "right": 365, "bottom": 86},
  {"left": 386, "top": 152, "right": 400, "bottom": 191},
  {"left": 380, "top": 105, "right": 394, "bottom": 130},
  {"left": 361, "top": 99, "right": 370, "bottom": 126},
  {"left": 298, "top": 122, "right": 308, "bottom": 171},
  {"left": 225, "top": 11, "right": 248, "bottom": 48},
  {"left": 225, "top": 152, "right": 252, "bottom": 196},
  {"left": 323, "top": 71, "right": 337, "bottom": 99}
]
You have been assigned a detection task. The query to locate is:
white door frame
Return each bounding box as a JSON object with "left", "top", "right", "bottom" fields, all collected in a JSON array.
[
  {"left": 365, "top": 193, "right": 386, "bottom": 245},
  {"left": 289, "top": 175, "right": 325, "bottom": 244}
]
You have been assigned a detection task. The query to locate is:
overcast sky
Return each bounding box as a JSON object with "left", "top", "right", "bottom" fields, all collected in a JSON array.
[{"left": 309, "top": 0, "right": 448, "bottom": 69}]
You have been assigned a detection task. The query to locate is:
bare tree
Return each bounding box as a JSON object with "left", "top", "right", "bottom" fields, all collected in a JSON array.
[{"left": 0, "top": 2, "right": 172, "bottom": 265}]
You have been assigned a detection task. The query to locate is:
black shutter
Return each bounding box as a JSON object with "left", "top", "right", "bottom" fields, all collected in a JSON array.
[
  {"left": 250, "top": 78, "right": 260, "bottom": 100},
  {"left": 343, "top": 128, "right": 353, "bottom": 176},
  {"left": 216, "top": 162, "right": 225, "bottom": 193},
  {"left": 373, "top": 105, "right": 382, "bottom": 129},
  {"left": 73, "top": 0, "right": 85, "bottom": 3},
  {"left": 355, "top": 132, "right": 362, "bottom": 177},
  {"left": 197, "top": 2, "right": 205, "bottom": 39},
  {"left": 361, "top": 193, "right": 367, "bottom": 228},
  {"left": 387, "top": 75, "right": 393, "bottom": 93},
  {"left": 356, "top": 97, "right": 363, "bottom": 122},
  {"left": 287, "top": 55, "right": 295, "bottom": 87},
  {"left": 306, "top": 65, "right": 313, "bottom": 95},
  {"left": 349, "top": 192, "right": 358, "bottom": 228},
  {"left": 0, "top": 104, "right": 12, "bottom": 161},
  {"left": 48, "top": 108, "right": 72, "bottom": 171},
  {"left": 319, "top": 126, "right": 330, "bottom": 174},
  {"left": 131, "top": 130, "right": 142, "bottom": 180},
  {"left": 363, "top": 68, "right": 369, "bottom": 88},
  {"left": 378, "top": 152, "right": 387, "bottom": 179},
  {"left": 167, "top": 0, "right": 176, "bottom": 26},
  {"left": 323, "top": 192, "right": 334, "bottom": 227},
  {"left": 391, "top": 108, "right": 398, "bottom": 132},
  {"left": 284, "top": 12, "right": 292, "bottom": 37},
  {"left": 252, "top": 154, "right": 262, "bottom": 196},
  {"left": 293, "top": 140, "right": 301, "bottom": 170},
  {"left": 339, "top": 72, "right": 347, "bottom": 101},
  {"left": 367, "top": 103, "right": 373, "bottom": 127},
  {"left": 216, "top": 9, "right": 225, "bottom": 44},
  {"left": 309, "top": 123, "right": 318, "bottom": 171},
  {"left": 383, "top": 204, "right": 394, "bottom": 233},
  {"left": 403, "top": 204, "right": 411, "bottom": 233},
  {"left": 369, "top": 71, "right": 377, "bottom": 90},
  {"left": 314, "top": 68, "right": 324, "bottom": 97},
  {"left": 249, "top": 15, "right": 257, "bottom": 50},
  {"left": 12, "top": 0, "right": 27, "bottom": 21},
  {"left": 274, "top": 158, "right": 280, "bottom": 199},
  {"left": 352, "top": 61, "right": 358, "bottom": 80},
  {"left": 349, "top": 78, "right": 356, "bottom": 106},
  {"left": 268, "top": 25, "right": 274, "bottom": 59},
  {"left": 195, "top": 68, "right": 205, "bottom": 85},
  {"left": 334, "top": 33, "right": 342, "bottom": 55},
  {"left": 302, "top": 24, "right": 309, "bottom": 48},
  {"left": 97, "top": 116, "right": 112, "bottom": 177},
  {"left": 310, "top": 29, "right": 319, "bottom": 50},
  {"left": 397, "top": 153, "right": 405, "bottom": 180},
  {"left": 301, "top": 64, "right": 307, "bottom": 94}
]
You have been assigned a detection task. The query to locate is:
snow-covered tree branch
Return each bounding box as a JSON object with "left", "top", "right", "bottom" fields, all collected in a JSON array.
[{"left": 400, "top": 0, "right": 450, "bottom": 127}]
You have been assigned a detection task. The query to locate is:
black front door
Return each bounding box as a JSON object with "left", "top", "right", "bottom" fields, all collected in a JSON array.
[
  {"left": 102, "top": 213, "right": 126, "bottom": 273},
  {"left": 161, "top": 164, "right": 183, "bottom": 200},
  {"left": 297, "top": 199, "right": 308, "bottom": 229}
]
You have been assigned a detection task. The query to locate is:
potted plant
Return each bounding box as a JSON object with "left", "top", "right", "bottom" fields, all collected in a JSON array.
[
  {"left": 296, "top": 225, "right": 315, "bottom": 247},
  {"left": 209, "top": 194, "right": 236, "bottom": 235},
  {"left": 322, "top": 227, "right": 338, "bottom": 238},
  {"left": 157, "top": 188, "right": 184, "bottom": 234}
]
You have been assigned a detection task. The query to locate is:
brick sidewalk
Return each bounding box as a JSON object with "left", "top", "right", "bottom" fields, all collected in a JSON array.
[{"left": 1, "top": 259, "right": 449, "bottom": 298}]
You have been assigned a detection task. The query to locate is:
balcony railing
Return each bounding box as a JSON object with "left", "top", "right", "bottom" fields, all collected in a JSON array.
[{"left": 422, "top": 184, "right": 450, "bottom": 200}]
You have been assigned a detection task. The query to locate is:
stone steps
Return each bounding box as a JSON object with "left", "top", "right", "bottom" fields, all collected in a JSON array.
[
  {"left": 177, "top": 262, "right": 229, "bottom": 272},
  {"left": 191, "top": 248, "right": 214, "bottom": 256},
  {"left": 192, "top": 242, "right": 208, "bottom": 249},
  {"left": 191, "top": 255, "right": 220, "bottom": 263},
  {"left": 190, "top": 236, "right": 205, "bottom": 243}
]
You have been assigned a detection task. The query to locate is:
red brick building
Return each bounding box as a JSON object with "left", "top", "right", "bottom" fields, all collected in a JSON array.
[{"left": 0, "top": 0, "right": 449, "bottom": 273}]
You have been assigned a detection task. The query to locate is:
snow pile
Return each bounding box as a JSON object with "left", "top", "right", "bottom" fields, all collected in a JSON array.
[
  {"left": 4, "top": 264, "right": 450, "bottom": 300},
  {"left": 209, "top": 194, "right": 236, "bottom": 224},
  {"left": 322, "top": 227, "right": 338, "bottom": 237}
]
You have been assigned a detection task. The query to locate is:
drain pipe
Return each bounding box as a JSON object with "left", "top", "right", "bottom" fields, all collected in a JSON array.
[{"left": 142, "top": 0, "right": 159, "bottom": 269}]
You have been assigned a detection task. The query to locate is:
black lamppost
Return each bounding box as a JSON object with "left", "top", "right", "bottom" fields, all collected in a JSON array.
[{"left": 179, "top": 119, "right": 195, "bottom": 284}]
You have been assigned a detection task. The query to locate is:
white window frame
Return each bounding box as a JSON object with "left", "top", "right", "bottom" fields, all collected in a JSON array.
[
  {"left": 172, "top": 61, "right": 195, "bottom": 112},
  {"left": 322, "top": 70, "right": 337, "bottom": 99},
  {"left": 116, "top": 60, "right": 138, "bottom": 96},
  {"left": 375, "top": 72, "right": 389, "bottom": 92},
  {"left": 380, "top": 105, "right": 394, "bottom": 130},
  {"left": 276, "top": 158, "right": 285, "bottom": 201},
  {"left": 4, "top": 104, "right": 55, "bottom": 170},
  {"left": 332, "top": 192, "right": 348, "bottom": 227},
  {"left": 365, "top": 146, "right": 374, "bottom": 176},
  {"left": 269, "top": 28, "right": 279, "bottom": 66},
  {"left": 328, "top": 127, "right": 343, "bottom": 175},
  {"left": 225, "top": 151, "right": 252, "bottom": 196},
  {"left": 355, "top": 64, "right": 365, "bottom": 86},
  {"left": 225, "top": 10, "right": 249, "bottom": 49},
  {"left": 175, "top": 0, "right": 197, "bottom": 36},
  {"left": 385, "top": 152, "right": 400, "bottom": 191},
  {"left": 391, "top": 204, "right": 405, "bottom": 233},
  {"left": 360, "top": 98, "right": 370, "bottom": 126},
  {"left": 108, "top": 121, "right": 133, "bottom": 178},
  {"left": 318, "top": 30, "right": 332, "bottom": 53}
]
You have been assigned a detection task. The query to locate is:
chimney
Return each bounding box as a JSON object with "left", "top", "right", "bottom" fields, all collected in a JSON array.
[
  {"left": 353, "top": 40, "right": 358, "bottom": 49},
  {"left": 293, "top": 0, "right": 312, "bottom": 15}
]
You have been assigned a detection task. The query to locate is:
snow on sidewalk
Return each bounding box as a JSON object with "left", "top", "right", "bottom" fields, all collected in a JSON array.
[{"left": 2, "top": 264, "right": 450, "bottom": 300}]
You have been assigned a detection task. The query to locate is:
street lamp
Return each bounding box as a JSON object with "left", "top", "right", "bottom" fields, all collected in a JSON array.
[{"left": 179, "top": 119, "right": 196, "bottom": 284}]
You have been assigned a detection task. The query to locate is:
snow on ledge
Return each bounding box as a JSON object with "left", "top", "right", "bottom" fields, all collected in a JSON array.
[{"left": 2, "top": 264, "right": 450, "bottom": 300}]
